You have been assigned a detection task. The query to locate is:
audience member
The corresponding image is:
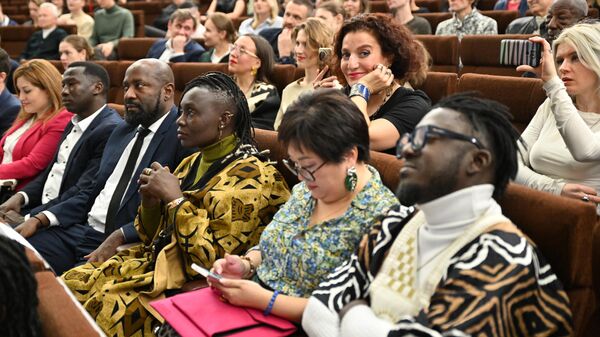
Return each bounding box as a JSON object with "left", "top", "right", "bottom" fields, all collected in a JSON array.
[
  {"left": 199, "top": 12, "right": 237, "bottom": 63},
  {"left": 239, "top": 0, "right": 284, "bottom": 35},
  {"left": 51, "top": 0, "right": 65, "bottom": 16},
  {"left": 146, "top": 9, "right": 206, "bottom": 63},
  {"left": 315, "top": 1, "right": 345, "bottom": 34},
  {"left": 59, "top": 35, "right": 93, "bottom": 69},
  {"left": 388, "top": 0, "right": 432, "bottom": 34},
  {"left": 0, "top": 235, "right": 41, "bottom": 337},
  {"left": 0, "top": 60, "right": 72, "bottom": 191},
  {"left": 506, "top": 0, "right": 551, "bottom": 34},
  {"left": 274, "top": 18, "right": 334, "bottom": 130},
  {"left": 5, "top": 63, "right": 121, "bottom": 242},
  {"left": 206, "top": 0, "right": 246, "bottom": 18},
  {"left": 0, "top": 3, "right": 17, "bottom": 26},
  {"left": 89, "top": 0, "right": 134, "bottom": 60},
  {"left": 436, "top": 0, "right": 498, "bottom": 38},
  {"left": 546, "top": 0, "right": 588, "bottom": 43},
  {"left": 343, "top": 0, "right": 369, "bottom": 18},
  {"left": 57, "top": 0, "right": 95, "bottom": 40},
  {"left": 516, "top": 24, "right": 600, "bottom": 206},
  {"left": 229, "top": 35, "right": 280, "bottom": 130},
  {"left": 17, "top": 59, "right": 193, "bottom": 275},
  {"left": 302, "top": 93, "right": 573, "bottom": 337},
  {"left": 0, "top": 49, "right": 20, "bottom": 136},
  {"left": 205, "top": 89, "right": 399, "bottom": 325},
  {"left": 321, "top": 14, "right": 431, "bottom": 153},
  {"left": 150, "top": 0, "right": 192, "bottom": 34},
  {"left": 23, "top": 0, "right": 45, "bottom": 27},
  {"left": 19, "top": 3, "right": 68, "bottom": 61},
  {"left": 63, "top": 72, "right": 291, "bottom": 337},
  {"left": 494, "top": 0, "right": 529, "bottom": 16},
  {"left": 260, "top": 0, "right": 314, "bottom": 64}
]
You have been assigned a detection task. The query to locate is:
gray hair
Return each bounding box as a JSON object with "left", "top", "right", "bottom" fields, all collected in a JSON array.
[
  {"left": 39, "top": 2, "right": 59, "bottom": 17},
  {"left": 552, "top": 0, "right": 588, "bottom": 17}
]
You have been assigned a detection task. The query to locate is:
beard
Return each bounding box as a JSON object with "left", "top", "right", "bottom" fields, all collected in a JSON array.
[
  {"left": 395, "top": 156, "right": 462, "bottom": 206},
  {"left": 124, "top": 96, "right": 162, "bottom": 127}
]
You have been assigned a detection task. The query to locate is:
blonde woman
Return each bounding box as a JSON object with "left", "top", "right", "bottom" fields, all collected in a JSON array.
[
  {"left": 516, "top": 23, "right": 600, "bottom": 205},
  {"left": 274, "top": 18, "right": 336, "bottom": 130},
  {"left": 238, "top": 0, "right": 283, "bottom": 35}
]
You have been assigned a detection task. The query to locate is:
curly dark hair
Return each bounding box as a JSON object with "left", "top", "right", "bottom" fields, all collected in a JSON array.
[{"left": 333, "top": 13, "right": 429, "bottom": 86}]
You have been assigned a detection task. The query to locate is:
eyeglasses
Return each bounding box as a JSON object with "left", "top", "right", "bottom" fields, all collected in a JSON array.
[
  {"left": 282, "top": 158, "right": 327, "bottom": 182},
  {"left": 396, "top": 125, "right": 485, "bottom": 159},
  {"left": 229, "top": 44, "right": 258, "bottom": 58}
]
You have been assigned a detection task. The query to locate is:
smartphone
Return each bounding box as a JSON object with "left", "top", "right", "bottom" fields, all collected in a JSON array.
[
  {"left": 499, "top": 39, "right": 542, "bottom": 67},
  {"left": 318, "top": 47, "right": 333, "bottom": 75},
  {"left": 191, "top": 263, "right": 223, "bottom": 280}
]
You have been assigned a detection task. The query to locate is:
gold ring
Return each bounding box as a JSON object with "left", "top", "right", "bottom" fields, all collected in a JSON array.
[{"left": 143, "top": 168, "right": 152, "bottom": 175}]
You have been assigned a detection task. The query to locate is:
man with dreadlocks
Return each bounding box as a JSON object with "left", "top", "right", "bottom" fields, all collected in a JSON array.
[
  {"left": 63, "top": 71, "right": 291, "bottom": 337},
  {"left": 0, "top": 235, "right": 41, "bottom": 337},
  {"left": 302, "top": 93, "right": 572, "bottom": 337}
]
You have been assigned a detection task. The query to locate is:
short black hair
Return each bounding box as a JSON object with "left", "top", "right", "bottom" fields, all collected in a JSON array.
[
  {"left": 278, "top": 89, "right": 370, "bottom": 163},
  {"left": 181, "top": 71, "right": 254, "bottom": 145},
  {"left": 434, "top": 92, "right": 521, "bottom": 198},
  {"left": 0, "top": 236, "right": 41, "bottom": 337},
  {"left": 0, "top": 48, "right": 10, "bottom": 78},
  {"left": 68, "top": 61, "right": 110, "bottom": 97}
]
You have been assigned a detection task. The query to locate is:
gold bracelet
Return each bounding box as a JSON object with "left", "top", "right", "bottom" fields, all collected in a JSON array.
[
  {"left": 241, "top": 255, "right": 256, "bottom": 279},
  {"left": 166, "top": 197, "right": 185, "bottom": 209}
]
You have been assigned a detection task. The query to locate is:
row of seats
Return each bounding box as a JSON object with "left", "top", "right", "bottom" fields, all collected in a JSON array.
[
  {"left": 45, "top": 60, "right": 545, "bottom": 132},
  {"left": 27, "top": 127, "right": 600, "bottom": 337}
]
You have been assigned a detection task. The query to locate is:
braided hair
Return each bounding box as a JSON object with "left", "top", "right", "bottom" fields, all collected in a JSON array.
[
  {"left": 181, "top": 72, "right": 255, "bottom": 146},
  {"left": 0, "top": 236, "right": 41, "bottom": 337}
]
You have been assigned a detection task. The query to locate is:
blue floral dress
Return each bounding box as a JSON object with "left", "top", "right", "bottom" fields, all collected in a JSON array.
[{"left": 256, "top": 165, "right": 399, "bottom": 297}]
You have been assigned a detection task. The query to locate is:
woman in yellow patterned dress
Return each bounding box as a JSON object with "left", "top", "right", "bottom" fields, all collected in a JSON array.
[{"left": 62, "top": 72, "right": 291, "bottom": 337}]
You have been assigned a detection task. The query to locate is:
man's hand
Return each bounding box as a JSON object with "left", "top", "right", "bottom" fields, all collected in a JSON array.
[
  {"left": 15, "top": 216, "right": 45, "bottom": 238},
  {"left": 97, "top": 42, "right": 115, "bottom": 58},
  {"left": 84, "top": 230, "right": 126, "bottom": 263},
  {"left": 171, "top": 35, "right": 187, "bottom": 54},
  {"left": 0, "top": 193, "right": 24, "bottom": 215},
  {"left": 277, "top": 27, "right": 293, "bottom": 58}
]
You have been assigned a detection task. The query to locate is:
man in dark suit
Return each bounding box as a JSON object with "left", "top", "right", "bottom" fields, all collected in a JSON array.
[
  {"left": 146, "top": 9, "right": 205, "bottom": 63},
  {"left": 259, "top": 0, "right": 313, "bottom": 64},
  {"left": 0, "top": 48, "right": 20, "bottom": 135},
  {"left": 19, "top": 3, "right": 68, "bottom": 61},
  {"left": 0, "top": 61, "right": 122, "bottom": 238},
  {"left": 16, "top": 59, "right": 194, "bottom": 275}
]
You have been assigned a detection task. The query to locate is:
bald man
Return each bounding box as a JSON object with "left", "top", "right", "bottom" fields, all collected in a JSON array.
[
  {"left": 26, "top": 59, "right": 194, "bottom": 275},
  {"left": 19, "top": 3, "right": 67, "bottom": 61},
  {"left": 546, "top": 0, "right": 588, "bottom": 42}
]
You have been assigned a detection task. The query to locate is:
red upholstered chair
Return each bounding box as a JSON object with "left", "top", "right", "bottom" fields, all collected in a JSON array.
[
  {"left": 123, "top": 1, "right": 164, "bottom": 25},
  {"left": 480, "top": 10, "right": 519, "bottom": 34},
  {"left": 0, "top": 25, "right": 77, "bottom": 59},
  {"left": 459, "top": 34, "right": 533, "bottom": 77},
  {"left": 171, "top": 62, "right": 229, "bottom": 103},
  {"left": 117, "top": 37, "right": 158, "bottom": 60},
  {"left": 416, "top": 35, "right": 460, "bottom": 73},
  {"left": 369, "top": 0, "right": 389, "bottom": 13},
  {"left": 414, "top": 71, "right": 459, "bottom": 105},
  {"left": 270, "top": 64, "right": 297, "bottom": 96}
]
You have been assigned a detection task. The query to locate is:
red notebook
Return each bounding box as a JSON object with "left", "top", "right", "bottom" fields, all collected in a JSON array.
[{"left": 151, "top": 287, "right": 297, "bottom": 337}]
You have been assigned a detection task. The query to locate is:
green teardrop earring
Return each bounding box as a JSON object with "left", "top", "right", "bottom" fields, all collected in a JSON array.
[{"left": 344, "top": 166, "right": 358, "bottom": 192}]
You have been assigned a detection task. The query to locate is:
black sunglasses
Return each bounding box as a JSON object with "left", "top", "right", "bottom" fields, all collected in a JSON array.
[{"left": 396, "top": 125, "right": 485, "bottom": 159}]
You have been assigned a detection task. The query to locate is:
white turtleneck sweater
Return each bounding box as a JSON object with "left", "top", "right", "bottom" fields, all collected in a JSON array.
[{"left": 303, "top": 184, "right": 503, "bottom": 337}]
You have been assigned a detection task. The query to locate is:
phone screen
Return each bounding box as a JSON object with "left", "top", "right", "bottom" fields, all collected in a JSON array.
[{"left": 191, "top": 263, "right": 223, "bottom": 280}]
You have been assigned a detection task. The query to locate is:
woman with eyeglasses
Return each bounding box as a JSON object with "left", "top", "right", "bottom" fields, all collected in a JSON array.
[
  {"left": 228, "top": 34, "right": 280, "bottom": 130},
  {"left": 210, "top": 89, "right": 399, "bottom": 323}
]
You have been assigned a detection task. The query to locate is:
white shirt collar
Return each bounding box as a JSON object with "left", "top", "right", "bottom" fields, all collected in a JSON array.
[
  {"left": 72, "top": 104, "right": 106, "bottom": 133},
  {"left": 146, "top": 110, "right": 170, "bottom": 134},
  {"left": 42, "top": 26, "right": 56, "bottom": 39}
]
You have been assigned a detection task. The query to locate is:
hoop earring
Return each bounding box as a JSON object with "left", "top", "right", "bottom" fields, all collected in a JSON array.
[
  {"left": 218, "top": 124, "right": 224, "bottom": 141},
  {"left": 344, "top": 166, "right": 358, "bottom": 192}
]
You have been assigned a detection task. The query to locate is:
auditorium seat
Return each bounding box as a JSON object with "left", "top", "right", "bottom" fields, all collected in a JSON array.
[
  {"left": 0, "top": 25, "right": 77, "bottom": 59},
  {"left": 414, "top": 71, "right": 458, "bottom": 105},
  {"left": 131, "top": 9, "right": 146, "bottom": 37},
  {"left": 369, "top": 0, "right": 388, "bottom": 13},
  {"left": 118, "top": 37, "right": 158, "bottom": 60},
  {"left": 123, "top": 1, "right": 164, "bottom": 26},
  {"left": 480, "top": 10, "right": 519, "bottom": 34},
  {"left": 415, "top": 0, "right": 442, "bottom": 13},
  {"left": 415, "top": 12, "right": 451, "bottom": 33},
  {"left": 459, "top": 34, "right": 533, "bottom": 77},
  {"left": 498, "top": 183, "right": 597, "bottom": 337},
  {"left": 416, "top": 35, "right": 460, "bottom": 73},
  {"left": 457, "top": 73, "right": 545, "bottom": 132},
  {"left": 171, "top": 62, "right": 229, "bottom": 102},
  {"left": 270, "top": 64, "right": 297, "bottom": 96}
]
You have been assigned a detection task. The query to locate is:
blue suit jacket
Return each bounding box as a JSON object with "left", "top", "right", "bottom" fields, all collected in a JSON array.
[
  {"left": 146, "top": 38, "right": 205, "bottom": 63},
  {"left": 21, "top": 105, "right": 122, "bottom": 216},
  {"left": 0, "top": 88, "right": 20, "bottom": 135},
  {"left": 56, "top": 106, "right": 194, "bottom": 242}
]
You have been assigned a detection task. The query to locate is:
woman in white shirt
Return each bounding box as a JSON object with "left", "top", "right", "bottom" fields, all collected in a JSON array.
[
  {"left": 516, "top": 23, "right": 600, "bottom": 204},
  {"left": 238, "top": 0, "right": 283, "bottom": 35}
]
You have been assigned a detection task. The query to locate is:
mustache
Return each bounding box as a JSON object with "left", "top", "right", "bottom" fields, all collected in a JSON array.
[{"left": 124, "top": 100, "right": 143, "bottom": 109}]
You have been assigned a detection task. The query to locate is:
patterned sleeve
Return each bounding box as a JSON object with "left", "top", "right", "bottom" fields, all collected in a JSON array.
[{"left": 383, "top": 230, "right": 572, "bottom": 337}]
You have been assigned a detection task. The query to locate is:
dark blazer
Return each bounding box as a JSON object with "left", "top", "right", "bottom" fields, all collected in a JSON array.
[
  {"left": 19, "top": 27, "right": 68, "bottom": 61},
  {"left": 0, "top": 88, "right": 20, "bottom": 135},
  {"left": 506, "top": 16, "right": 548, "bottom": 35},
  {"left": 146, "top": 38, "right": 205, "bottom": 63},
  {"left": 21, "top": 105, "right": 122, "bottom": 216},
  {"left": 55, "top": 106, "right": 194, "bottom": 242},
  {"left": 259, "top": 28, "right": 295, "bottom": 65}
]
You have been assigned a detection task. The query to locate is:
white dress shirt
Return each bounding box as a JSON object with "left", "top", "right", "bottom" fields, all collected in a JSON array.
[
  {"left": 159, "top": 39, "right": 186, "bottom": 62},
  {"left": 42, "top": 27, "right": 56, "bottom": 39},
  {"left": 2, "top": 119, "right": 34, "bottom": 164},
  {"left": 87, "top": 113, "right": 169, "bottom": 233}
]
